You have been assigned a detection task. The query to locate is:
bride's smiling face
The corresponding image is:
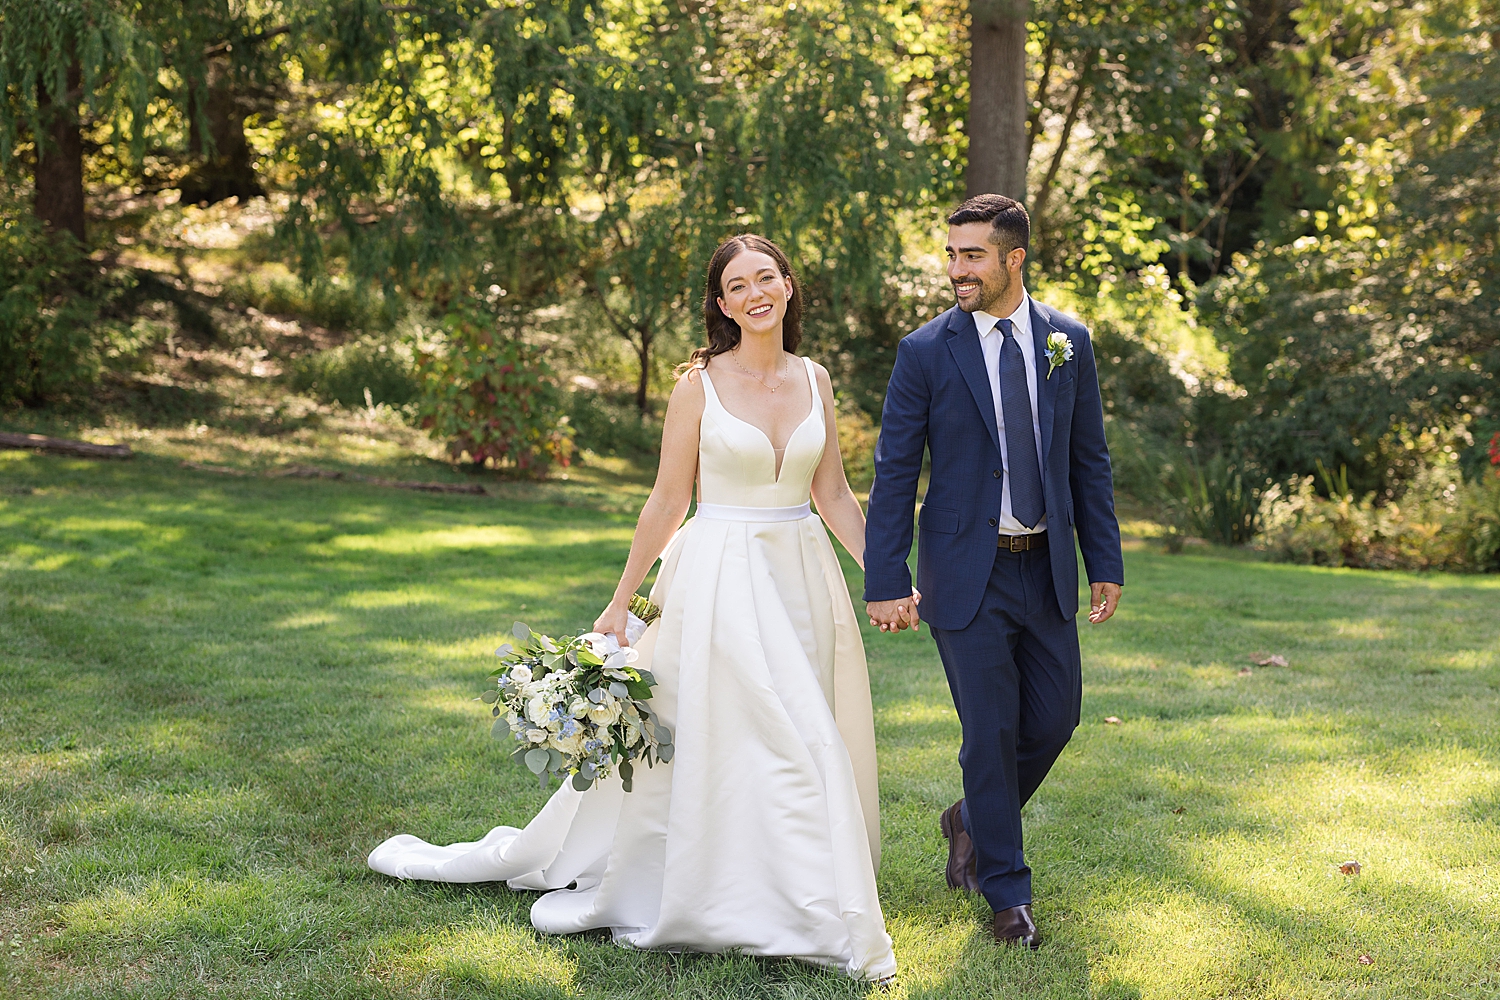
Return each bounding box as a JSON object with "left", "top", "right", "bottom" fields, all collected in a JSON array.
[{"left": 716, "top": 250, "right": 793, "bottom": 338}]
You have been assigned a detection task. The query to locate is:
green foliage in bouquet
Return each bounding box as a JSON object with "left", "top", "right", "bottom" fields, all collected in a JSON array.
[
  {"left": 485, "top": 608, "right": 671, "bottom": 793},
  {"left": 416, "top": 302, "right": 574, "bottom": 477}
]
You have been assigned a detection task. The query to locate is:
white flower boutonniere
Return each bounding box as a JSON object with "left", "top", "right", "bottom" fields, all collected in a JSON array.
[{"left": 1045, "top": 332, "right": 1074, "bottom": 380}]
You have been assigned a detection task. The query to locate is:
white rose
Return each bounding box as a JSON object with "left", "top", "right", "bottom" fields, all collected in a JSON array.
[
  {"left": 587, "top": 700, "right": 621, "bottom": 726},
  {"left": 552, "top": 731, "right": 585, "bottom": 755},
  {"left": 526, "top": 728, "right": 548, "bottom": 743},
  {"left": 526, "top": 696, "right": 552, "bottom": 725},
  {"left": 508, "top": 665, "right": 533, "bottom": 685},
  {"left": 623, "top": 721, "right": 642, "bottom": 747},
  {"left": 569, "top": 696, "right": 591, "bottom": 720}
]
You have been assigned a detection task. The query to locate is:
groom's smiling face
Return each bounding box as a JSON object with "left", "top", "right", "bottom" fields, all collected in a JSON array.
[{"left": 946, "top": 221, "right": 1016, "bottom": 315}]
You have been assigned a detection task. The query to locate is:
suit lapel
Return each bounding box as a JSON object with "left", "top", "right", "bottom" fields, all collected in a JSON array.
[
  {"left": 1030, "top": 299, "right": 1059, "bottom": 462},
  {"left": 944, "top": 308, "right": 1001, "bottom": 457}
]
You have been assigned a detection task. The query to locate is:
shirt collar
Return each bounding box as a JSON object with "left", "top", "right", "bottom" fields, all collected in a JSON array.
[{"left": 975, "top": 291, "right": 1032, "bottom": 339}]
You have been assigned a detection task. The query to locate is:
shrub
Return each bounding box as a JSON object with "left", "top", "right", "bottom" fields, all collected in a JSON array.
[
  {"left": 835, "top": 400, "right": 877, "bottom": 492},
  {"left": 1165, "top": 453, "right": 1260, "bottom": 547},
  {"left": 564, "top": 390, "right": 661, "bottom": 458},
  {"left": 0, "top": 222, "right": 106, "bottom": 406},
  {"left": 1257, "top": 464, "right": 1500, "bottom": 572},
  {"left": 415, "top": 304, "right": 574, "bottom": 477},
  {"left": 287, "top": 335, "right": 421, "bottom": 409}
]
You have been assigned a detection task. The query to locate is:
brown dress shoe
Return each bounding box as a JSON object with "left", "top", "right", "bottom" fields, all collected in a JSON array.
[
  {"left": 991, "top": 904, "right": 1042, "bottom": 949},
  {"left": 939, "top": 799, "right": 980, "bottom": 892}
]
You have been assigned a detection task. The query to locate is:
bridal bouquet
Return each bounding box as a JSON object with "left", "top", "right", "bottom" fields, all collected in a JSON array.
[{"left": 484, "top": 595, "right": 673, "bottom": 792}]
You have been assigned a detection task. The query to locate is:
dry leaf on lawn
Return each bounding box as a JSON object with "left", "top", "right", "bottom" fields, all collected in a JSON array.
[
  {"left": 1250, "top": 652, "right": 1289, "bottom": 667},
  {"left": 1357, "top": 954, "right": 1374, "bottom": 965},
  {"left": 1340, "top": 861, "right": 1361, "bottom": 875},
  {"left": 1104, "top": 716, "right": 1121, "bottom": 725},
  {"left": 1171, "top": 806, "right": 1185, "bottom": 814},
  {"left": 1238, "top": 666, "right": 1254, "bottom": 676}
]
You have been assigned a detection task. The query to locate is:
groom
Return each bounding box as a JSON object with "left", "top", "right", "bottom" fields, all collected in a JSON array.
[{"left": 863, "top": 194, "right": 1124, "bottom": 948}]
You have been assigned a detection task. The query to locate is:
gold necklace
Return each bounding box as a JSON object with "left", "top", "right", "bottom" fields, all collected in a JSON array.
[{"left": 729, "top": 349, "right": 789, "bottom": 393}]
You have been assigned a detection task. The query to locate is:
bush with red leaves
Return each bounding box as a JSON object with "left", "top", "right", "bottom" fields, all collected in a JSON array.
[{"left": 417, "top": 303, "right": 573, "bottom": 477}]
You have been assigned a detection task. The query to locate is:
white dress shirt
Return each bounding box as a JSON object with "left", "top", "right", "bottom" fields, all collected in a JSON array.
[{"left": 974, "top": 292, "right": 1046, "bottom": 535}]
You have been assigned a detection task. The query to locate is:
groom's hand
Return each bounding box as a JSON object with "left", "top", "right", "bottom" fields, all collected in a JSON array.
[
  {"left": 866, "top": 590, "right": 921, "bottom": 633},
  {"left": 1088, "top": 582, "right": 1122, "bottom": 624}
]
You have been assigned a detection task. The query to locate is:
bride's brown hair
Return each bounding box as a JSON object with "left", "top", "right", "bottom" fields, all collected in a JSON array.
[{"left": 678, "top": 234, "right": 803, "bottom": 377}]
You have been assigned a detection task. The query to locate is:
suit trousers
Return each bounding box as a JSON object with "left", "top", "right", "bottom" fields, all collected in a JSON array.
[{"left": 929, "top": 541, "right": 1082, "bottom": 913}]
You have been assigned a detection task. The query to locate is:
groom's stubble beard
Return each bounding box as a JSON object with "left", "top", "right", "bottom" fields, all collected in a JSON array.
[{"left": 954, "top": 259, "right": 1011, "bottom": 315}]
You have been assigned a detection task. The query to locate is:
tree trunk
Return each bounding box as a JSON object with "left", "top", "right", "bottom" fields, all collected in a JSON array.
[
  {"left": 34, "top": 63, "right": 85, "bottom": 244},
  {"left": 634, "top": 328, "right": 652, "bottom": 414},
  {"left": 966, "top": 0, "right": 1030, "bottom": 202},
  {"left": 181, "top": 64, "right": 265, "bottom": 206}
]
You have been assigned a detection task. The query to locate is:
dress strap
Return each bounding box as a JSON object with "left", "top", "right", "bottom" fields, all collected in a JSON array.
[
  {"left": 801, "top": 356, "right": 823, "bottom": 426},
  {"left": 696, "top": 364, "right": 723, "bottom": 411}
]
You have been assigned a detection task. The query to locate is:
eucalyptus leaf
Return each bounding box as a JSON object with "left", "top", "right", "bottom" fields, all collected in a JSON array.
[
  {"left": 524, "top": 748, "right": 550, "bottom": 773},
  {"left": 635, "top": 670, "right": 657, "bottom": 686},
  {"left": 513, "top": 622, "right": 532, "bottom": 645},
  {"left": 656, "top": 743, "right": 674, "bottom": 763},
  {"left": 491, "top": 718, "right": 510, "bottom": 740},
  {"left": 495, "top": 643, "right": 514, "bottom": 658},
  {"left": 480, "top": 689, "right": 499, "bottom": 704},
  {"left": 547, "top": 748, "right": 564, "bottom": 772},
  {"left": 572, "top": 772, "right": 593, "bottom": 791},
  {"left": 588, "top": 688, "right": 608, "bottom": 704},
  {"left": 608, "top": 681, "right": 630, "bottom": 699}
]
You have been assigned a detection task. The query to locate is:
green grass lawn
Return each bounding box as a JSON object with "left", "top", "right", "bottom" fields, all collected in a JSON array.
[{"left": 2, "top": 449, "right": 1498, "bottom": 999}]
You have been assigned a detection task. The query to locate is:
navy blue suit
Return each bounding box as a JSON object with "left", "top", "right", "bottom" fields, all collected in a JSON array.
[{"left": 863, "top": 298, "right": 1123, "bottom": 911}]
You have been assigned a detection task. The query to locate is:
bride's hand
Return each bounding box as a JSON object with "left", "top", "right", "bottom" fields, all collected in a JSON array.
[{"left": 593, "top": 601, "right": 631, "bottom": 647}]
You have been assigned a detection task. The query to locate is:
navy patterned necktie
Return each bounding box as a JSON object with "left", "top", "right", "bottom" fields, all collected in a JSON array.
[{"left": 997, "top": 318, "right": 1045, "bottom": 529}]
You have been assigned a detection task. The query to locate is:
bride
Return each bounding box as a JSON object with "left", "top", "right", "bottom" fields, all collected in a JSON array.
[{"left": 368, "top": 234, "right": 899, "bottom": 983}]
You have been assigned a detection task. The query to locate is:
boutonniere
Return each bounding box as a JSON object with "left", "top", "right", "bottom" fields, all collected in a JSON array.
[{"left": 1044, "top": 332, "right": 1073, "bottom": 380}]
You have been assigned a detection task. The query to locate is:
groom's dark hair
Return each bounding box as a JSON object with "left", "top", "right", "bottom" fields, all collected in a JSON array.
[{"left": 948, "top": 194, "right": 1030, "bottom": 256}]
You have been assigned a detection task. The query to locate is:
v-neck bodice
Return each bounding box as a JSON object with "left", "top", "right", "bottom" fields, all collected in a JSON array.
[{"left": 697, "top": 357, "right": 824, "bottom": 508}]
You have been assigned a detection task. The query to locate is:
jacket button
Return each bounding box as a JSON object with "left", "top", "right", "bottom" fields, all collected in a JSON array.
[
  {"left": 993, "top": 469, "right": 1001, "bottom": 478},
  {"left": 988, "top": 517, "right": 998, "bottom": 527}
]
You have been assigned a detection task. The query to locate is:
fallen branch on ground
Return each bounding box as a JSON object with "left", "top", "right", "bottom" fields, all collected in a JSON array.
[{"left": 0, "top": 432, "right": 133, "bottom": 459}]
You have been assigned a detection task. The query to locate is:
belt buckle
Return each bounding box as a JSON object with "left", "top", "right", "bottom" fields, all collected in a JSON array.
[{"left": 1008, "top": 535, "right": 1026, "bottom": 553}]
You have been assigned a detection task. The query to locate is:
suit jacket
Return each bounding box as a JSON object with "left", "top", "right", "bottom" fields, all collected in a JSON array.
[{"left": 863, "top": 299, "right": 1124, "bottom": 630}]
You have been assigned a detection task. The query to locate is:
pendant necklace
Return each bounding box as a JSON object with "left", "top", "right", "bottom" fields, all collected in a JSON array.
[{"left": 730, "top": 350, "right": 788, "bottom": 393}]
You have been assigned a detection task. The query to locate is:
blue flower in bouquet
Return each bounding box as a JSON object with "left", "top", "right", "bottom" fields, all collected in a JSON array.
[{"left": 485, "top": 618, "right": 673, "bottom": 792}]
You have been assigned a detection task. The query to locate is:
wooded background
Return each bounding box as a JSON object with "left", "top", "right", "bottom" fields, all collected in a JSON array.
[{"left": 1, "top": 0, "right": 1497, "bottom": 568}]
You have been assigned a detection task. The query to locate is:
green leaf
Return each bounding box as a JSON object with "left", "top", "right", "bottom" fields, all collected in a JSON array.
[
  {"left": 656, "top": 743, "right": 674, "bottom": 763},
  {"left": 547, "top": 748, "right": 564, "bottom": 772},
  {"left": 480, "top": 689, "right": 499, "bottom": 704},
  {"left": 608, "top": 681, "right": 630, "bottom": 699},
  {"left": 624, "top": 679, "right": 652, "bottom": 700},
  {"left": 619, "top": 759, "right": 634, "bottom": 781},
  {"left": 492, "top": 718, "right": 511, "bottom": 740},
  {"left": 495, "top": 643, "right": 514, "bottom": 658},
  {"left": 513, "top": 622, "right": 532, "bottom": 643},
  {"left": 572, "top": 772, "right": 593, "bottom": 791},
  {"left": 524, "top": 748, "right": 549, "bottom": 773},
  {"left": 635, "top": 670, "right": 657, "bottom": 686}
]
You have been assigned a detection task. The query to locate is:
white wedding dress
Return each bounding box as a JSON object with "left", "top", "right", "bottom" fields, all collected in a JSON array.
[{"left": 368, "top": 357, "right": 897, "bottom": 981}]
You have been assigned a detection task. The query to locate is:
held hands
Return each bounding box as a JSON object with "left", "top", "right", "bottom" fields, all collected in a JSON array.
[
  {"left": 866, "top": 589, "right": 922, "bottom": 633},
  {"left": 1088, "top": 582, "right": 1122, "bottom": 624}
]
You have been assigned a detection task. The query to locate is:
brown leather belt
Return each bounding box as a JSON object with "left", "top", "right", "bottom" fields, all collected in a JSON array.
[{"left": 997, "top": 532, "right": 1048, "bottom": 552}]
